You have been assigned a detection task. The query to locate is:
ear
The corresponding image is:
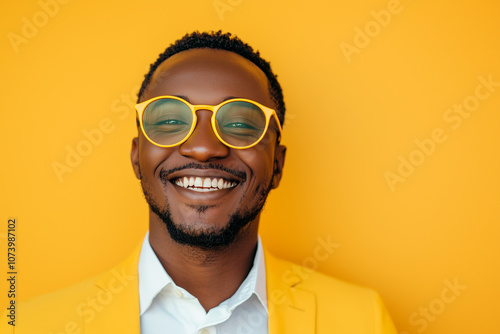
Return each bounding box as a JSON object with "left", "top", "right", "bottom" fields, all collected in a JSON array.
[
  {"left": 130, "top": 137, "right": 141, "bottom": 179},
  {"left": 271, "top": 144, "right": 286, "bottom": 189}
]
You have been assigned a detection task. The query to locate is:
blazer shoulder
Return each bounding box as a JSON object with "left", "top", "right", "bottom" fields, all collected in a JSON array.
[
  {"left": 264, "top": 248, "right": 397, "bottom": 334},
  {"left": 264, "top": 248, "right": 377, "bottom": 297},
  {"left": 8, "top": 244, "right": 141, "bottom": 334}
]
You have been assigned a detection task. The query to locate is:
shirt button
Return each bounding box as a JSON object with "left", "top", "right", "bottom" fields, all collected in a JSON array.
[
  {"left": 200, "top": 329, "right": 209, "bottom": 334},
  {"left": 174, "top": 289, "right": 183, "bottom": 298}
]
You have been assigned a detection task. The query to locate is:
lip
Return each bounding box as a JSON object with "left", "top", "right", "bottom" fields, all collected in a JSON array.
[
  {"left": 163, "top": 168, "right": 245, "bottom": 202},
  {"left": 172, "top": 182, "right": 239, "bottom": 202}
]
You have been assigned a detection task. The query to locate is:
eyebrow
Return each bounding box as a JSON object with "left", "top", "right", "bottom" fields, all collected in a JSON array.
[{"left": 174, "top": 95, "right": 239, "bottom": 104}]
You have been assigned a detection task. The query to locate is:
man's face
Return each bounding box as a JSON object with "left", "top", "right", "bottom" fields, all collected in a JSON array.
[{"left": 131, "top": 49, "right": 286, "bottom": 249}]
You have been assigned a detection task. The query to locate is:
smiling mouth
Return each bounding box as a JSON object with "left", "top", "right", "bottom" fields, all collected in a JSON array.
[{"left": 173, "top": 176, "right": 238, "bottom": 192}]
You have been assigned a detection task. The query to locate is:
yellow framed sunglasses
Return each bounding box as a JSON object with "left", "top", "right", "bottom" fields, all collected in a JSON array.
[{"left": 135, "top": 95, "right": 282, "bottom": 149}]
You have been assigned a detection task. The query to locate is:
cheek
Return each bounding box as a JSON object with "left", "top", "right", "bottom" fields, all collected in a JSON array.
[
  {"left": 238, "top": 144, "right": 276, "bottom": 180},
  {"left": 138, "top": 136, "right": 175, "bottom": 176}
]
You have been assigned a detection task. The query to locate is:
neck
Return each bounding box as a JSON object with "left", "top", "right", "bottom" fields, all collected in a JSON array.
[{"left": 148, "top": 215, "right": 260, "bottom": 312}]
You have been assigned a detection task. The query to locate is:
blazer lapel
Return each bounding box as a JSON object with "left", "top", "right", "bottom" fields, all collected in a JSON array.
[
  {"left": 85, "top": 244, "right": 142, "bottom": 334},
  {"left": 264, "top": 248, "right": 316, "bottom": 334}
]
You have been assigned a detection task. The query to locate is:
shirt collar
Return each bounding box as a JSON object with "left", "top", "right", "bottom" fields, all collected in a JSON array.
[{"left": 138, "top": 232, "right": 267, "bottom": 315}]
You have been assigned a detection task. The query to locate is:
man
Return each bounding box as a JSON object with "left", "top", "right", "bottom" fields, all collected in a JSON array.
[{"left": 8, "top": 31, "right": 397, "bottom": 333}]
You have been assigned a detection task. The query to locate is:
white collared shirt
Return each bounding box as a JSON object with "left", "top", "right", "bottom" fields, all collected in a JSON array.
[{"left": 138, "top": 232, "right": 268, "bottom": 334}]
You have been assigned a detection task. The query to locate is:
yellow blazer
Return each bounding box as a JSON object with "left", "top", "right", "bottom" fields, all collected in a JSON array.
[{"left": 6, "top": 245, "right": 397, "bottom": 333}]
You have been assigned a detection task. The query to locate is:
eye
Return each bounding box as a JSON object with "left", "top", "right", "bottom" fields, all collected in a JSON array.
[
  {"left": 145, "top": 117, "right": 191, "bottom": 135},
  {"left": 223, "top": 122, "right": 258, "bottom": 130},
  {"left": 154, "top": 119, "right": 189, "bottom": 126},
  {"left": 216, "top": 101, "right": 266, "bottom": 140}
]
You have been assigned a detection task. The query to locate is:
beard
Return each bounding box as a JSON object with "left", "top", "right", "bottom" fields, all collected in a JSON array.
[{"left": 140, "top": 167, "right": 274, "bottom": 250}]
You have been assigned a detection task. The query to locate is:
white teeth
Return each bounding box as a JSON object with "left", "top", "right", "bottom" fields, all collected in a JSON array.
[
  {"left": 194, "top": 177, "right": 203, "bottom": 187},
  {"left": 174, "top": 176, "right": 238, "bottom": 191},
  {"left": 203, "top": 178, "right": 211, "bottom": 187}
]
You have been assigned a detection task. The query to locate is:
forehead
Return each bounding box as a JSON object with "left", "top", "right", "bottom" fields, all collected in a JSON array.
[{"left": 143, "top": 49, "right": 272, "bottom": 106}]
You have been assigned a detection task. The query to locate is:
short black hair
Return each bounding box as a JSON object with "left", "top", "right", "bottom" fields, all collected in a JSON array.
[{"left": 137, "top": 30, "right": 286, "bottom": 127}]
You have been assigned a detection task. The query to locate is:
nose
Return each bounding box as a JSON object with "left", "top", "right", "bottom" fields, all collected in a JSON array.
[{"left": 178, "top": 110, "right": 230, "bottom": 161}]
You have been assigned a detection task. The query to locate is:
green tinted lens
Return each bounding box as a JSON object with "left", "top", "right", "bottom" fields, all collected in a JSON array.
[
  {"left": 142, "top": 98, "right": 193, "bottom": 146},
  {"left": 215, "top": 101, "right": 267, "bottom": 147}
]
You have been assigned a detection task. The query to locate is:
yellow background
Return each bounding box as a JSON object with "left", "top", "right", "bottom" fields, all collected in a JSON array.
[{"left": 1, "top": 0, "right": 499, "bottom": 333}]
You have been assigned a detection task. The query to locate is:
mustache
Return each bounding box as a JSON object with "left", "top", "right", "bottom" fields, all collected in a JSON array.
[{"left": 159, "top": 162, "right": 246, "bottom": 181}]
